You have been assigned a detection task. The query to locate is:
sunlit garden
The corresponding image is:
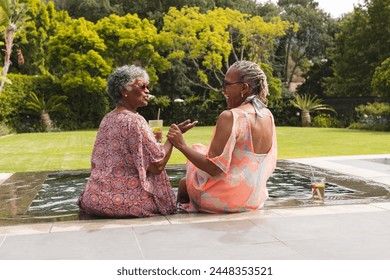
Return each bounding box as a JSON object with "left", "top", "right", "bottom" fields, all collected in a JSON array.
[{"left": 1, "top": 0, "right": 389, "bottom": 172}]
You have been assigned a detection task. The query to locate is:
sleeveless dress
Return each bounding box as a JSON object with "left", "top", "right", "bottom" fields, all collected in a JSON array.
[
  {"left": 182, "top": 107, "right": 277, "bottom": 213},
  {"left": 78, "top": 110, "right": 176, "bottom": 218}
]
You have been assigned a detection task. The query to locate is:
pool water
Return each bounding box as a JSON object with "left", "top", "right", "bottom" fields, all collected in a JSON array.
[
  {"left": 28, "top": 161, "right": 390, "bottom": 213},
  {"left": 1, "top": 160, "right": 389, "bottom": 226}
]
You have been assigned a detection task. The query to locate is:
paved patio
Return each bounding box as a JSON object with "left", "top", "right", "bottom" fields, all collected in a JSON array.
[
  {"left": 0, "top": 154, "right": 389, "bottom": 260},
  {"left": 1, "top": 202, "right": 390, "bottom": 260}
]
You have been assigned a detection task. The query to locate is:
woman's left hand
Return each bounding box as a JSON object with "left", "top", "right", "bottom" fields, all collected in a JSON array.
[{"left": 177, "top": 119, "right": 198, "bottom": 134}]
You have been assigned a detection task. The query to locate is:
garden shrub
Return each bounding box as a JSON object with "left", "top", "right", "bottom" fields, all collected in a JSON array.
[
  {"left": 269, "top": 97, "right": 300, "bottom": 126},
  {"left": 60, "top": 73, "right": 109, "bottom": 129},
  {"left": 0, "top": 74, "right": 65, "bottom": 132},
  {"left": 0, "top": 123, "right": 13, "bottom": 136},
  {"left": 0, "top": 74, "right": 34, "bottom": 129},
  {"left": 313, "top": 114, "right": 333, "bottom": 128},
  {"left": 313, "top": 113, "right": 345, "bottom": 128},
  {"left": 350, "top": 102, "right": 390, "bottom": 131}
]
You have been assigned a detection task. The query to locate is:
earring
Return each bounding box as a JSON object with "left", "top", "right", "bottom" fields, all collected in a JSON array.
[
  {"left": 241, "top": 93, "right": 244, "bottom": 98},
  {"left": 125, "top": 95, "right": 127, "bottom": 97}
]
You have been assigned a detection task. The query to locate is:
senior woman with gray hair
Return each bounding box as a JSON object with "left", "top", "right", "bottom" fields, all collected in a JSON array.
[{"left": 78, "top": 65, "right": 197, "bottom": 218}]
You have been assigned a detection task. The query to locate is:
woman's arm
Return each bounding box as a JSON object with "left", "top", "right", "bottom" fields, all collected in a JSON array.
[
  {"left": 147, "top": 120, "right": 197, "bottom": 175},
  {"left": 167, "top": 111, "right": 233, "bottom": 176},
  {"left": 207, "top": 110, "right": 233, "bottom": 159},
  {"left": 147, "top": 140, "right": 173, "bottom": 175}
]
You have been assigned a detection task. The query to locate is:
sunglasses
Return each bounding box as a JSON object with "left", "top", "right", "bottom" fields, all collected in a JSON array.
[
  {"left": 222, "top": 80, "right": 244, "bottom": 88},
  {"left": 132, "top": 82, "right": 149, "bottom": 90}
]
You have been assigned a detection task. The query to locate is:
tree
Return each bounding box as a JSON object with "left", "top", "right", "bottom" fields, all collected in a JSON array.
[
  {"left": 12, "top": 0, "right": 66, "bottom": 76},
  {"left": 25, "top": 91, "right": 67, "bottom": 131},
  {"left": 55, "top": 0, "right": 281, "bottom": 30},
  {"left": 47, "top": 18, "right": 111, "bottom": 128},
  {"left": 0, "top": 0, "right": 30, "bottom": 93},
  {"left": 326, "top": 0, "right": 390, "bottom": 97},
  {"left": 365, "top": 0, "right": 390, "bottom": 69},
  {"left": 52, "top": 0, "right": 119, "bottom": 23},
  {"left": 325, "top": 7, "right": 371, "bottom": 96},
  {"left": 371, "top": 57, "right": 390, "bottom": 101},
  {"left": 161, "top": 7, "right": 289, "bottom": 101},
  {"left": 276, "top": 0, "right": 335, "bottom": 89},
  {"left": 252, "top": 1, "right": 281, "bottom": 20},
  {"left": 297, "top": 59, "right": 333, "bottom": 98},
  {"left": 94, "top": 13, "right": 170, "bottom": 86},
  {"left": 290, "top": 94, "right": 336, "bottom": 127}
]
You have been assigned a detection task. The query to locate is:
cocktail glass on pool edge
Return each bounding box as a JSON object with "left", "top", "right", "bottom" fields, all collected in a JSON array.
[{"left": 311, "top": 177, "right": 326, "bottom": 202}]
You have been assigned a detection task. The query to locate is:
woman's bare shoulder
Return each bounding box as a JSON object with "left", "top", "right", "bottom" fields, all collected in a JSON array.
[{"left": 213, "top": 110, "right": 233, "bottom": 132}]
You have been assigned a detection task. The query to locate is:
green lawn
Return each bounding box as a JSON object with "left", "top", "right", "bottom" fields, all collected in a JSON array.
[{"left": 1, "top": 127, "right": 389, "bottom": 172}]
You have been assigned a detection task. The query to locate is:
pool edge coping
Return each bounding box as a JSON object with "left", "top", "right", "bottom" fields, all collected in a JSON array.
[{"left": 1, "top": 201, "right": 390, "bottom": 237}]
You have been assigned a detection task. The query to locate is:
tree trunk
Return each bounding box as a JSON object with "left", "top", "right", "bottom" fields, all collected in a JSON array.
[
  {"left": 0, "top": 23, "right": 17, "bottom": 94},
  {"left": 301, "top": 109, "right": 311, "bottom": 127},
  {"left": 284, "top": 36, "right": 292, "bottom": 85},
  {"left": 41, "top": 111, "right": 53, "bottom": 132}
]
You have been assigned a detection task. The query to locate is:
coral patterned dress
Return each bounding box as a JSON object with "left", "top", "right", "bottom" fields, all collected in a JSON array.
[
  {"left": 182, "top": 107, "right": 277, "bottom": 213},
  {"left": 78, "top": 110, "right": 176, "bottom": 218}
]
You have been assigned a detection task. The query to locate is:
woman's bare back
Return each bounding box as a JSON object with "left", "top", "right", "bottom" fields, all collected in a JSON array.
[{"left": 240, "top": 103, "right": 273, "bottom": 155}]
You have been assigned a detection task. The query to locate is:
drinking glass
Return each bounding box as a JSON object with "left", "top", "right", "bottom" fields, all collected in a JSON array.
[{"left": 148, "top": 120, "right": 163, "bottom": 143}]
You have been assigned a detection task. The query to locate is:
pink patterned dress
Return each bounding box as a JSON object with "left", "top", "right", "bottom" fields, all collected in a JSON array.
[
  {"left": 78, "top": 110, "right": 176, "bottom": 218},
  {"left": 182, "top": 107, "right": 277, "bottom": 213}
]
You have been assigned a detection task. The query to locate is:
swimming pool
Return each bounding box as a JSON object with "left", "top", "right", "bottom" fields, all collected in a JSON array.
[{"left": 1, "top": 160, "right": 389, "bottom": 226}]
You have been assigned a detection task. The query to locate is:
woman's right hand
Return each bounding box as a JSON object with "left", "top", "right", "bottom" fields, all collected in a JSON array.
[{"left": 167, "top": 124, "right": 186, "bottom": 150}]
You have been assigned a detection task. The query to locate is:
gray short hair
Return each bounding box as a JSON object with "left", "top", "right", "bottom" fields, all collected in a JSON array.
[
  {"left": 228, "top": 61, "right": 269, "bottom": 104},
  {"left": 107, "top": 65, "right": 149, "bottom": 104}
]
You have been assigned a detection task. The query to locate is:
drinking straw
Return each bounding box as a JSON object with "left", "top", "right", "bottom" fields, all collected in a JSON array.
[
  {"left": 157, "top": 108, "right": 160, "bottom": 120},
  {"left": 310, "top": 166, "right": 316, "bottom": 179}
]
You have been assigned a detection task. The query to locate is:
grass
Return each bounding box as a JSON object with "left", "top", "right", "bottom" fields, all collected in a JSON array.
[
  {"left": 0, "top": 127, "right": 389, "bottom": 173},
  {"left": 276, "top": 127, "right": 390, "bottom": 158}
]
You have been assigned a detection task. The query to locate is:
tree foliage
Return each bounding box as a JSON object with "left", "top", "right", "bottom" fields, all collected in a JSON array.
[
  {"left": 326, "top": 0, "right": 390, "bottom": 97},
  {"left": 3, "top": 0, "right": 389, "bottom": 131},
  {"left": 95, "top": 13, "right": 170, "bottom": 86},
  {"left": 12, "top": 0, "right": 64, "bottom": 75},
  {"left": 297, "top": 59, "right": 333, "bottom": 98},
  {"left": 276, "top": 0, "right": 335, "bottom": 89},
  {"left": 48, "top": 0, "right": 119, "bottom": 23},
  {"left": 0, "top": 0, "right": 30, "bottom": 93},
  {"left": 353, "top": 101, "right": 390, "bottom": 130},
  {"left": 162, "top": 6, "right": 289, "bottom": 102},
  {"left": 47, "top": 17, "right": 111, "bottom": 127},
  {"left": 371, "top": 57, "right": 390, "bottom": 101},
  {"left": 0, "top": 73, "right": 37, "bottom": 126}
]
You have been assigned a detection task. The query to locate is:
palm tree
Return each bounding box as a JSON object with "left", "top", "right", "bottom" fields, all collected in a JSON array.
[
  {"left": 290, "top": 94, "right": 336, "bottom": 127},
  {"left": 25, "top": 92, "right": 68, "bottom": 132},
  {"left": 0, "top": 0, "right": 30, "bottom": 94}
]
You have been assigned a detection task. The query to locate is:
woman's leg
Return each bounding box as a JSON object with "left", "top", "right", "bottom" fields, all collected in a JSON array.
[{"left": 177, "top": 178, "right": 190, "bottom": 204}]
